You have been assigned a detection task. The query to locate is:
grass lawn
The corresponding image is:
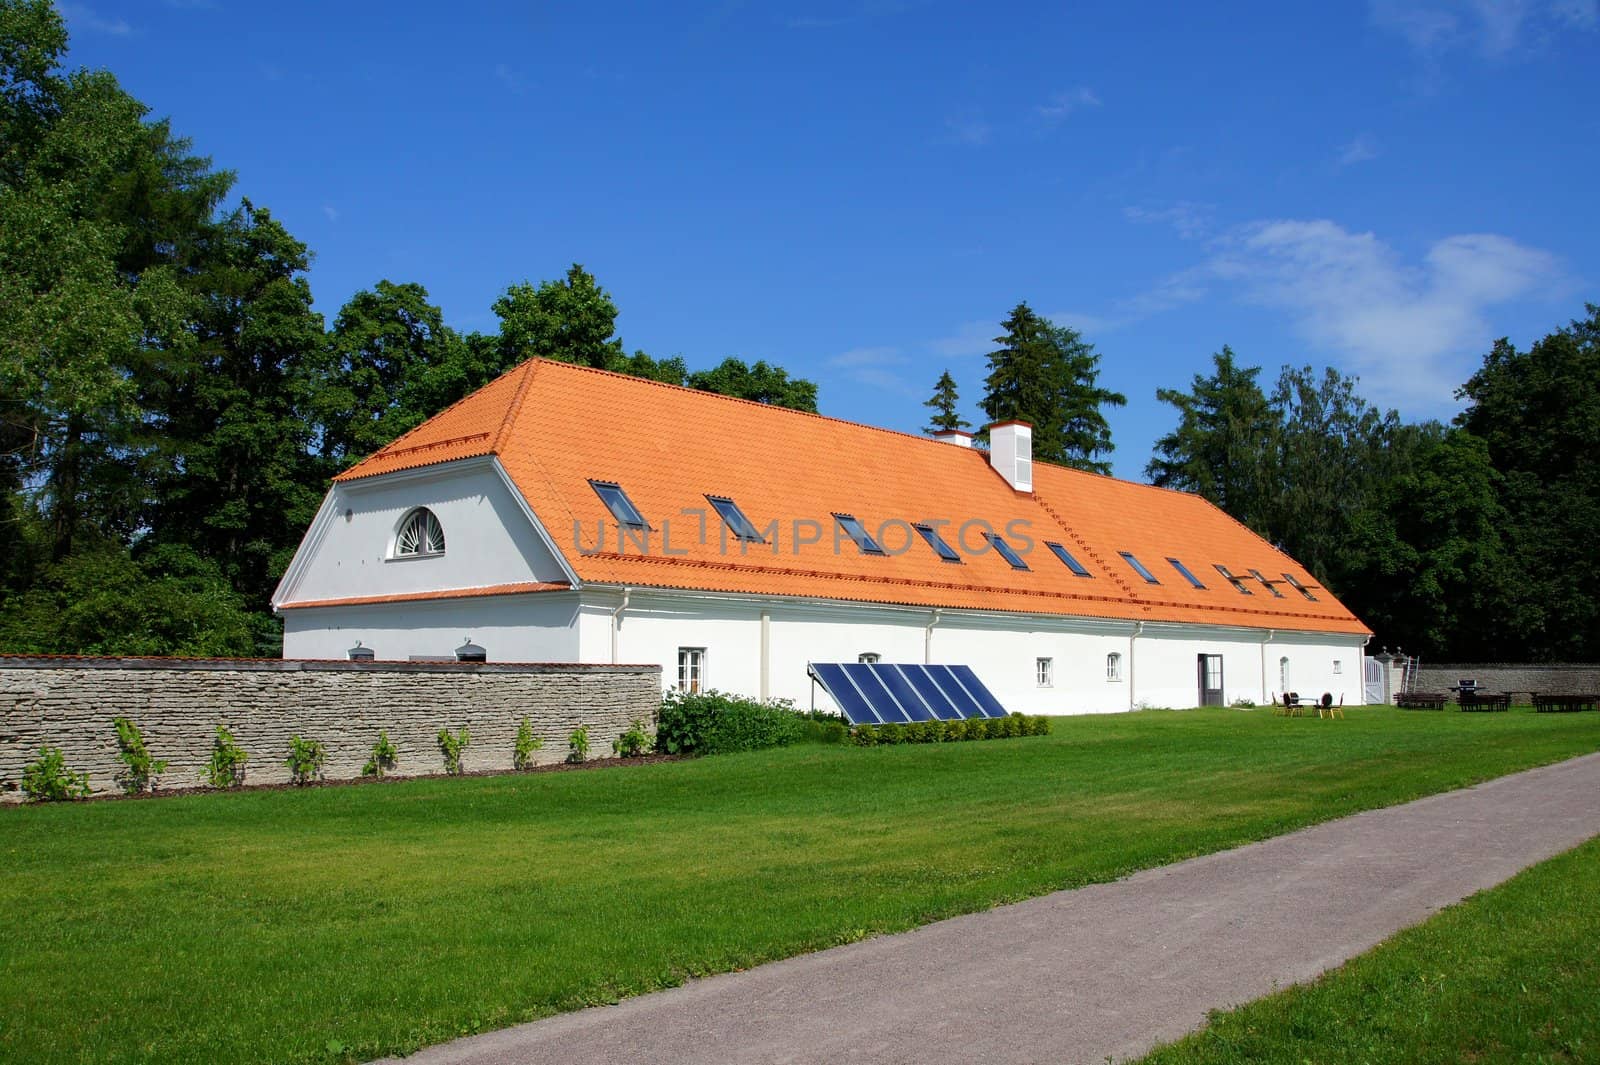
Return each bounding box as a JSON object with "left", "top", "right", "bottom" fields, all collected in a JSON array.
[
  {"left": 2, "top": 706, "right": 1597, "bottom": 1064},
  {"left": 1137, "top": 834, "right": 1600, "bottom": 1064}
]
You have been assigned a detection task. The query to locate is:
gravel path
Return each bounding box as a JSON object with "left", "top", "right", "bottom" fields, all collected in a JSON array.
[{"left": 375, "top": 751, "right": 1600, "bottom": 1065}]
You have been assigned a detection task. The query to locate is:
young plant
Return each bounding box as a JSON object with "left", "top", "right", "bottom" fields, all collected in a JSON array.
[
  {"left": 567, "top": 726, "right": 590, "bottom": 764},
  {"left": 21, "top": 747, "right": 91, "bottom": 802},
  {"left": 438, "top": 726, "right": 470, "bottom": 775},
  {"left": 362, "top": 730, "right": 399, "bottom": 779},
  {"left": 112, "top": 716, "right": 167, "bottom": 794},
  {"left": 284, "top": 736, "right": 326, "bottom": 785},
  {"left": 612, "top": 718, "right": 649, "bottom": 758},
  {"left": 513, "top": 717, "right": 543, "bottom": 770},
  {"left": 205, "top": 726, "right": 249, "bottom": 789}
]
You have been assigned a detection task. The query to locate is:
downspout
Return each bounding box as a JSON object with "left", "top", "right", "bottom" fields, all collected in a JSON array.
[
  {"left": 1260, "top": 629, "right": 1275, "bottom": 704},
  {"left": 760, "top": 608, "right": 771, "bottom": 702},
  {"left": 1128, "top": 621, "right": 1144, "bottom": 712},
  {"left": 609, "top": 587, "right": 630, "bottom": 665},
  {"left": 924, "top": 609, "right": 942, "bottom": 664}
]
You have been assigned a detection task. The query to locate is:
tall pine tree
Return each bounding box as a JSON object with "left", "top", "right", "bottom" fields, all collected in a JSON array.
[
  {"left": 923, "top": 370, "right": 969, "bottom": 432},
  {"left": 1145, "top": 346, "right": 1274, "bottom": 527}
]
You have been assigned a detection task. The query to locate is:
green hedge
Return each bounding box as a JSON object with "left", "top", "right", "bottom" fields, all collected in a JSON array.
[
  {"left": 655, "top": 690, "right": 843, "bottom": 755},
  {"left": 850, "top": 712, "right": 1050, "bottom": 746}
]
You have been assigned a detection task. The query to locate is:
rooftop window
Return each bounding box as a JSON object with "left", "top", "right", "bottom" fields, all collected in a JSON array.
[
  {"left": 1119, "top": 551, "right": 1160, "bottom": 584},
  {"left": 706, "top": 495, "right": 766, "bottom": 543},
  {"left": 1214, "top": 564, "right": 1255, "bottom": 595},
  {"left": 589, "top": 480, "right": 646, "bottom": 528},
  {"left": 1168, "top": 557, "right": 1207, "bottom": 589},
  {"left": 1283, "top": 572, "right": 1319, "bottom": 601},
  {"left": 913, "top": 523, "right": 962, "bottom": 563},
  {"left": 834, "top": 513, "right": 885, "bottom": 556},
  {"left": 1046, "top": 542, "right": 1093, "bottom": 577},
  {"left": 985, "top": 532, "right": 1030, "bottom": 570},
  {"left": 1249, "top": 568, "right": 1286, "bottom": 598}
]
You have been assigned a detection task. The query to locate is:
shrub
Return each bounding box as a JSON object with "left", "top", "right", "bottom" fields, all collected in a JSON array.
[
  {"left": 801, "top": 717, "right": 849, "bottom": 745},
  {"left": 877, "top": 722, "right": 905, "bottom": 745},
  {"left": 205, "top": 726, "right": 249, "bottom": 789},
  {"left": 513, "top": 718, "right": 543, "bottom": 770},
  {"left": 1028, "top": 714, "right": 1051, "bottom": 736},
  {"left": 944, "top": 719, "right": 967, "bottom": 742},
  {"left": 437, "top": 727, "right": 470, "bottom": 775},
  {"left": 654, "top": 689, "right": 807, "bottom": 756},
  {"left": 285, "top": 736, "right": 326, "bottom": 785},
  {"left": 851, "top": 724, "right": 878, "bottom": 746},
  {"left": 21, "top": 747, "right": 91, "bottom": 802},
  {"left": 612, "top": 718, "right": 650, "bottom": 758},
  {"left": 112, "top": 716, "right": 167, "bottom": 794},
  {"left": 567, "top": 726, "right": 590, "bottom": 764},
  {"left": 362, "top": 731, "right": 398, "bottom": 779}
]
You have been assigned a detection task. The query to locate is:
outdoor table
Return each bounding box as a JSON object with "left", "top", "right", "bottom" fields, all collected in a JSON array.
[{"left": 1532, "top": 692, "right": 1600, "bottom": 712}]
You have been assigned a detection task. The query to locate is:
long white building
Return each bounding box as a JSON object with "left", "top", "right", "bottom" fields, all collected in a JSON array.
[{"left": 273, "top": 358, "right": 1371, "bottom": 714}]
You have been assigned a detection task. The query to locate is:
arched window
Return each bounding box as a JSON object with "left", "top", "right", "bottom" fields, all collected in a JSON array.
[
  {"left": 395, "top": 507, "right": 445, "bottom": 557},
  {"left": 1106, "top": 652, "right": 1122, "bottom": 682}
]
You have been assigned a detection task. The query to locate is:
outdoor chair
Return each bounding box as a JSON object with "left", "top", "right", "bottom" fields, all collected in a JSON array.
[{"left": 1316, "top": 692, "right": 1344, "bottom": 719}]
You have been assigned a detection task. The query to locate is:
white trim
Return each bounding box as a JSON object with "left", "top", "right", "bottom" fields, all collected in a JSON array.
[
  {"left": 271, "top": 488, "right": 341, "bottom": 610},
  {"left": 491, "top": 457, "right": 582, "bottom": 588}
]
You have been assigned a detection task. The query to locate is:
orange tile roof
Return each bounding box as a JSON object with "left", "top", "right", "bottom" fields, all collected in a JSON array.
[
  {"left": 278, "top": 581, "right": 572, "bottom": 611},
  {"left": 338, "top": 359, "right": 1369, "bottom": 636}
]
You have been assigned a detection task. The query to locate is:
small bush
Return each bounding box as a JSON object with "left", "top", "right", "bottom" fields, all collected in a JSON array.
[
  {"left": 846, "top": 714, "right": 1048, "bottom": 747},
  {"left": 801, "top": 717, "right": 849, "bottom": 745},
  {"left": 851, "top": 723, "right": 878, "bottom": 746},
  {"left": 285, "top": 736, "right": 326, "bottom": 785},
  {"left": 112, "top": 716, "right": 167, "bottom": 794},
  {"left": 362, "top": 731, "right": 398, "bottom": 779},
  {"left": 612, "top": 718, "right": 649, "bottom": 758},
  {"left": 438, "top": 727, "right": 470, "bottom": 775},
  {"left": 205, "top": 726, "right": 249, "bottom": 789},
  {"left": 513, "top": 718, "right": 543, "bottom": 770},
  {"left": 655, "top": 689, "right": 807, "bottom": 756},
  {"left": 21, "top": 747, "right": 91, "bottom": 802},
  {"left": 876, "top": 722, "right": 905, "bottom": 745},
  {"left": 567, "top": 726, "right": 590, "bottom": 764}
]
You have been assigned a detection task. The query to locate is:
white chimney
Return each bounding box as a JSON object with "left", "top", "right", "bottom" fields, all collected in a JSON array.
[
  {"left": 931, "top": 429, "right": 974, "bottom": 448},
  {"left": 987, "top": 421, "right": 1033, "bottom": 492}
]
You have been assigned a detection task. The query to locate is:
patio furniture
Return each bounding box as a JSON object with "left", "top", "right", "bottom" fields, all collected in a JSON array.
[
  {"left": 1532, "top": 692, "right": 1600, "bottom": 713},
  {"left": 1396, "top": 692, "right": 1448, "bottom": 710},
  {"left": 1316, "top": 692, "right": 1344, "bottom": 719},
  {"left": 1458, "top": 691, "right": 1511, "bottom": 712}
]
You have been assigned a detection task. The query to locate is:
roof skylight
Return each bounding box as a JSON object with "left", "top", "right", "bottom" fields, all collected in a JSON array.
[
  {"left": 914, "top": 523, "right": 962, "bottom": 563},
  {"left": 834, "top": 513, "right": 886, "bottom": 556},
  {"left": 985, "top": 532, "right": 1030, "bottom": 570},
  {"left": 1249, "top": 568, "right": 1286, "bottom": 598},
  {"left": 1168, "top": 558, "right": 1207, "bottom": 589},
  {"left": 1214, "top": 564, "right": 1254, "bottom": 595},
  {"left": 589, "top": 480, "right": 647, "bottom": 527},
  {"left": 1119, "top": 551, "right": 1160, "bottom": 584},
  {"left": 706, "top": 495, "right": 766, "bottom": 543},
  {"left": 1046, "top": 542, "right": 1093, "bottom": 577},
  {"left": 1283, "top": 572, "right": 1319, "bottom": 601}
]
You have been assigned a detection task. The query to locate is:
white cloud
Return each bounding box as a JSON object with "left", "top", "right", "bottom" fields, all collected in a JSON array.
[
  {"left": 928, "top": 321, "right": 997, "bottom": 358},
  {"left": 59, "top": 3, "right": 132, "bottom": 35},
  {"left": 1372, "top": 0, "right": 1597, "bottom": 57},
  {"left": 322, "top": 205, "right": 339, "bottom": 223},
  {"left": 1200, "top": 219, "right": 1559, "bottom": 404},
  {"left": 1123, "top": 202, "right": 1213, "bottom": 240},
  {"left": 1036, "top": 86, "right": 1102, "bottom": 122},
  {"left": 1338, "top": 134, "right": 1380, "bottom": 165},
  {"left": 826, "top": 347, "right": 924, "bottom": 399},
  {"left": 828, "top": 346, "right": 904, "bottom": 369}
]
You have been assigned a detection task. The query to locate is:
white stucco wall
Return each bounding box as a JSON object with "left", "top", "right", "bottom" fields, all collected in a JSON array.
[
  {"left": 574, "top": 588, "right": 1368, "bottom": 714},
  {"left": 274, "top": 459, "right": 569, "bottom": 608},
  {"left": 280, "top": 592, "right": 581, "bottom": 662}
]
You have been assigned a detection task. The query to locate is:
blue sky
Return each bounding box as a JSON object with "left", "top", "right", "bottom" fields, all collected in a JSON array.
[{"left": 58, "top": 1, "right": 1598, "bottom": 479}]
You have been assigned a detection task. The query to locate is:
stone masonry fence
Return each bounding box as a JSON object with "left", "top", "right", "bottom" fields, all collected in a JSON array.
[{"left": 0, "top": 657, "right": 661, "bottom": 801}]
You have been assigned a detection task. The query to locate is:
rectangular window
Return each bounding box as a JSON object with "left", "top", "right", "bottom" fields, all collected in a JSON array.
[
  {"left": 1333, "top": 659, "right": 1343, "bottom": 675},
  {"left": 706, "top": 495, "right": 766, "bottom": 543},
  {"left": 1046, "top": 542, "right": 1093, "bottom": 577},
  {"left": 833, "top": 513, "right": 885, "bottom": 555},
  {"left": 1106, "top": 652, "right": 1123, "bottom": 681},
  {"left": 1168, "top": 557, "right": 1206, "bottom": 589},
  {"left": 589, "top": 480, "right": 646, "bottom": 527},
  {"left": 677, "top": 647, "right": 706, "bottom": 692},
  {"left": 1119, "top": 551, "right": 1160, "bottom": 584},
  {"left": 1249, "top": 568, "right": 1286, "bottom": 598},
  {"left": 913, "top": 523, "right": 962, "bottom": 563},
  {"left": 985, "top": 532, "right": 1030, "bottom": 570},
  {"left": 1283, "top": 572, "right": 1319, "bottom": 601},
  {"left": 1036, "top": 657, "right": 1054, "bottom": 687},
  {"left": 1214, "top": 565, "right": 1255, "bottom": 596}
]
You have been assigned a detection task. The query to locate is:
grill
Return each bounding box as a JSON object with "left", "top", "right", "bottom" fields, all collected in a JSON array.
[{"left": 1456, "top": 678, "right": 1479, "bottom": 694}]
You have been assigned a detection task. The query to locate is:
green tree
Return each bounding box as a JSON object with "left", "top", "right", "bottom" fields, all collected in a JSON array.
[
  {"left": 686, "top": 357, "right": 819, "bottom": 412},
  {"left": 923, "top": 370, "right": 969, "bottom": 432},
  {"left": 981, "top": 304, "right": 1125, "bottom": 473},
  {"left": 1146, "top": 346, "right": 1274, "bottom": 528},
  {"left": 493, "top": 263, "right": 624, "bottom": 368}
]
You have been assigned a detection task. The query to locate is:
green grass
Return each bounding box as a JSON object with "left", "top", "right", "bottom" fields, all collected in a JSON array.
[
  {"left": 2, "top": 707, "right": 1597, "bottom": 1064},
  {"left": 1138, "top": 834, "right": 1600, "bottom": 1064}
]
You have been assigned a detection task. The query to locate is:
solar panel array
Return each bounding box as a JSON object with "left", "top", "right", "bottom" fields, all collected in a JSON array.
[{"left": 809, "top": 662, "right": 1010, "bottom": 725}]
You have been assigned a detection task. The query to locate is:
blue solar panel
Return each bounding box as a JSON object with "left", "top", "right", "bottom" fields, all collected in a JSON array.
[
  {"left": 946, "top": 665, "right": 1010, "bottom": 718},
  {"left": 812, "top": 662, "right": 1011, "bottom": 724},
  {"left": 811, "top": 663, "right": 879, "bottom": 724}
]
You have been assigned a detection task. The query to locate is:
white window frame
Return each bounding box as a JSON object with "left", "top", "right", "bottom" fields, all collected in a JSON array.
[
  {"left": 677, "top": 647, "right": 707, "bottom": 692},
  {"left": 1036, "top": 656, "right": 1054, "bottom": 688},
  {"left": 1280, "top": 656, "right": 1291, "bottom": 692},
  {"left": 1332, "top": 659, "right": 1343, "bottom": 675},
  {"left": 1106, "top": 652, "right": 1123, "bottom": 682},
  {"left": 858, "top": 652, "right": 881, "bottom": 664},
  {"left": 393, "top": 507, "right": 445, "bottom": 558}
]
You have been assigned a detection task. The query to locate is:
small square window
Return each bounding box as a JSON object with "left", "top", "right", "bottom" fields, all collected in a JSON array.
[{"left": 1036, "top": 657, "right": 1054, "bottom": 687}]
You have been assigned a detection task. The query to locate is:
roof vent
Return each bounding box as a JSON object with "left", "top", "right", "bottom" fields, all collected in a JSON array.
[
  {"left": 931, "top": 429, "right": 974, "bottom": 448},
  {"left": 987, "top": 421, "right": 1032, "bottom": 493}
]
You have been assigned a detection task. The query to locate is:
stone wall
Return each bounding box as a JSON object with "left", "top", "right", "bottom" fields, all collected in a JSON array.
[
  {"left": 1413, "top": 663, "right": 1600, "bottom": 699},
  {"left": 0, "top": 657, "right": 660, "bottom": 801}
]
